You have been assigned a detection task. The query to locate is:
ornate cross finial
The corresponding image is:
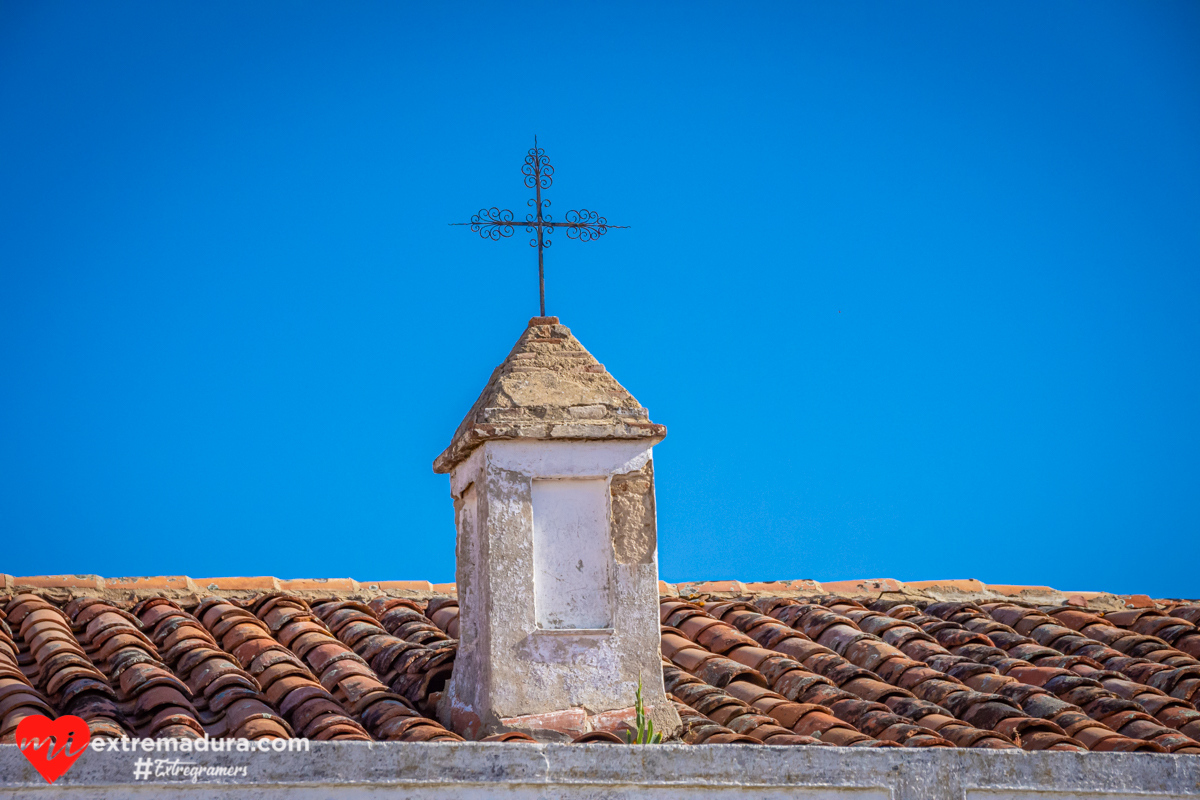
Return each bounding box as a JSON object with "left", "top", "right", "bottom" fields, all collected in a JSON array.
[{"left": 451, "top": 136, "right": 628, "bottom": 316}]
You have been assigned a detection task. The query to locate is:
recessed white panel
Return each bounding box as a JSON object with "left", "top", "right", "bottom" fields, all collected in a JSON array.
[{"left": 532, "top": 478, "right": 612, "bottom": 629}]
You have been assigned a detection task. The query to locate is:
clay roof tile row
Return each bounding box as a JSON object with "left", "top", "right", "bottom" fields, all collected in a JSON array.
[
  {"left": 681, "top": 599, "right": 1025, "bottom": 750},
  {"left": 3, "top": 581, "right": 1198, "bottom": 750},
  {"left": 128, "top": 597, "right": 290, "bottom": 740},
  {"left": 0, "top": 600, "right": 60, "bottom": 741},
  {"left": 908, "top": 600, "right": 1200, "bottom": 753},
  {"left": 9, "top": 574, "right": 1193, "bottom": 614}
]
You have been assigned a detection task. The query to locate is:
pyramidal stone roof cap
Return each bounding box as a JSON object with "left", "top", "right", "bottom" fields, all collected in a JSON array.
[{"left": 433, "top": 316, "right": 665, "bottom": 474}]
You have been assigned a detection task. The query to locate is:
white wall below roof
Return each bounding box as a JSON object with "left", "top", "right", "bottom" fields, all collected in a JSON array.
[{"left": 4, "top": 742, "right": 1198, "bottom": 800}]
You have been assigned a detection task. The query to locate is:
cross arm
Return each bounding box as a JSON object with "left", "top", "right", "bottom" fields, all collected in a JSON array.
[
  {"left": 450, "top": 207, "right": 516, "bottom": 240},
  {"left": 542, "top": 209, "right": 628, "bottom": 241},
  {"left": 544, "top": 221, "right": 630, "bottom": 229}
]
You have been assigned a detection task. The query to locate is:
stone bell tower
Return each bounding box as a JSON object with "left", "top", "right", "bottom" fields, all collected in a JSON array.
[{"left": 433, "top": 316, "right": 680, "bottom": 741}]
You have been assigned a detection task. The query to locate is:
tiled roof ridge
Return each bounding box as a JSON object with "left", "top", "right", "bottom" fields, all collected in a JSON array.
[
  {"left": 431, "top": 316, "right": 665, "bottom": 474},
  {"left": 3, "top": 574, "right": 1192, "bottom": 612}
]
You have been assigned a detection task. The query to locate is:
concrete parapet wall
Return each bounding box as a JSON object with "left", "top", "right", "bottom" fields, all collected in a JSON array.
[{"left": 3, "top": 741, "right": 1199, "bottom": 799}]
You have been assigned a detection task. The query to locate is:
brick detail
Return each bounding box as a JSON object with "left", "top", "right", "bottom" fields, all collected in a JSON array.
[
  {"left": 588, "top": 706, "right": 638, "bottom": 734},
  {"left": 821, "top": 579, "right": 903, "bottom": 594},
  {"left": 14, "top": 574, "right": 105, "bottom": 590},
  {"left": 681, "top": 580, "right": 745, "bottom": 594},
  {"left": 902, "top": 579, "right": 986, "bottom": 593},
  {"left": 106, "top": 576, "right": 196, "bottom": 591},
  {"left": 500, "top": 708, "right": 587, "bottom": 737},
  {"left": 192, "top": 576, "right": 282, "bottom": 591},
  {"left": 278, "top": 578, "right": 358, "bottom": 591},
  {"left": 984, "top": 584, "right": 1057, "bottom": 597},
  {"left": 368, "top": 580, "right": 434, "bottom": 591},
  {"left": 743, "top": 580, "right": 822, "bottom": 593}
]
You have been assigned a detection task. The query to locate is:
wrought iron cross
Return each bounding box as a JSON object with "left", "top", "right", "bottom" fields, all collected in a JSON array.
[{"left": 451, "top": 136, "right": 627, "bottom": 316}]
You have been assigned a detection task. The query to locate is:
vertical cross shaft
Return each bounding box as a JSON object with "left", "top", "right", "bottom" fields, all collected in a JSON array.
[{"left": 534, "top": 136, "right": 546, "bottom": 316}]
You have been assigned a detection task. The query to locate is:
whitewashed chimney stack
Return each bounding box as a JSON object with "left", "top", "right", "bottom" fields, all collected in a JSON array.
[{"left": 433, "top": 316, "right": 680, "bottom": 741}]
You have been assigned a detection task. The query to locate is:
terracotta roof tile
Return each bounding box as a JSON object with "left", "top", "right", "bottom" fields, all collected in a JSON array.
[
  {"left": 743, "top": 580, "right": 822, "bottom": 593},
  {"left": 369, "top": 581, "right": 433, "bottom": 592},
  {"left": 985, "top": 585, "right": 1059, "bottom": 598},
  {"left": 0, "top": 599, "right": 60, "bottom": 742},
  {"left": 10, "top": 572, "right": 1187, "bottom": 611},
  {"left": 821, "top": 579, "right": 905, "bottom": 595},
  {"left": 311, "top": 597, "right": 456, "bottom": 725},
  {"left": 682, "top": 581, "right": 746, "bottom": 595},
  {"left": 4, "top": 575, "right": 1198, "bottom": 749},
  {"left": 194, "top": 577, "right": 281, "bottom": 592},
  {"left": 279, "top": 579, "right": 358, "bottom": 592},
  {"left": 13, "top": 575, "right": 105, "bottom": 590},
  {"left": 664, "top": 598, "right": 963, "bottom": 748},
  {"left": 107, "top": 577, "right": 195, "bottom": 592},
  {"left": 903, "top": 580, "right": 986, "bottom": 594},
  {"left": 917, "top": 601, "right": 1200, "bottom": 753},
  {"left": 129, "top": 597, "right": 290, "bottom": 739}
]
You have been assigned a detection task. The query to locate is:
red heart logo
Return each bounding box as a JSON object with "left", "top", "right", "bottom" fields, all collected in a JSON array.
[{"left": 16, "top": 715, "right": 91, "bottom": 784}]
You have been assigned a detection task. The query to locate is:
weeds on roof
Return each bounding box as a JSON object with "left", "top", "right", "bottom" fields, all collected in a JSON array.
[{"left": 624, "top": 676, "right": 662, "bottom": 745}]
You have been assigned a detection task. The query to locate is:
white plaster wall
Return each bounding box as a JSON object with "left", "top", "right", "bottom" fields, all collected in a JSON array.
[
  {"left": 531, "top": 479, "right": 613, "bottom": 630},
  {"left": 444, "top": 440, "right": 674, "bottom": 736},
  {"left": 482, "top": 440, "right": 653, "bottom": 480},
  {"left": 441, "top": 447, "right": 488, "bottom": 735}
]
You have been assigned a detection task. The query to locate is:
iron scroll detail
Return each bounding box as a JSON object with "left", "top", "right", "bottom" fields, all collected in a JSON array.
[
  {"left": 468, "top": 207, "right": 515, "bottom": 240},
  {"left": 563, "top": 209, "right": 611, "bottom": 241},
  {"left": 450, "top": 136, "right": 627, "bottom": 316},
  {"left": 522, "top": 145, "right": 553, "bottom": 191}
]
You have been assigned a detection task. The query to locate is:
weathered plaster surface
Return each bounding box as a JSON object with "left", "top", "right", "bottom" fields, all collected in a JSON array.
[
  {"left": 441, "top": 440, "right": 678, "bottom": 741},
  {"left": 611, "top": 461, "right": 656, "bottom": 565},
  {"left": 3, "top": 742, "right": 1198, "bottom": 799}
]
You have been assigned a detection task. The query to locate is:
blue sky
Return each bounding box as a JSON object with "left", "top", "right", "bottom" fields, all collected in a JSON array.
[{"left": 2, "top": 2, "right": 1198, "bottom": 597}]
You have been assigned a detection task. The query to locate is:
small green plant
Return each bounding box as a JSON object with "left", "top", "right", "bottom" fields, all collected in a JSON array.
[{"left": 623, "top": 676, "right": 663, "bottom": 744}]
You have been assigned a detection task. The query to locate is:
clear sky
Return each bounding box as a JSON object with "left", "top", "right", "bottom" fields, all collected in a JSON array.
[{"left": 2, "top": 2, "right": 1198, "bottom": 597}]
